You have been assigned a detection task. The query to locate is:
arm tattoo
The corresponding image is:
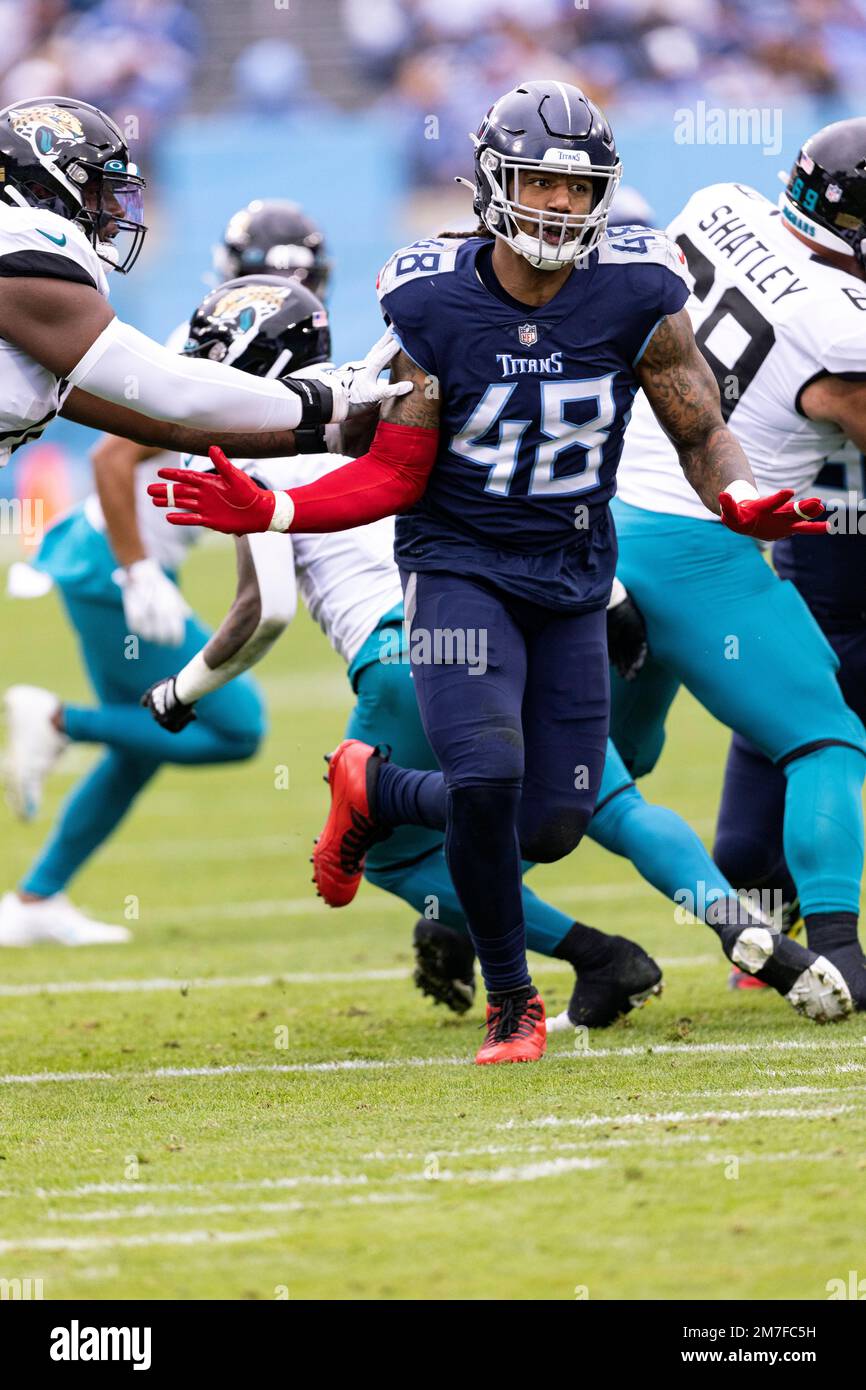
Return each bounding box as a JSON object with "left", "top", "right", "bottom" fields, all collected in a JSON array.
[
  {"left": 381, "top": 349, "right": 441, "bottom": 429},
  {"left": 636, "top": 309, "right": 755, "bottom": 512}
]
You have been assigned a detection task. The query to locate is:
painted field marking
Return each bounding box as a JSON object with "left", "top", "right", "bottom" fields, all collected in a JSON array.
[
  {"left": 497, "top": 1104, "right": 855, "bottom": 1131},
  {"left": 2, "top": 1036, "right": 865, "bottom": 1086},
  {"left": 0, "top": 954, "right": 718, "bottom": 1000}
]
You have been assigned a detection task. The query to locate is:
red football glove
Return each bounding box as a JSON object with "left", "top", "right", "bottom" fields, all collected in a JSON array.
[
  {"left": 718, "top": 487, "right": 827, "bottom": 540},
  {"left": 147, "top": 447, "right": 276, "bottom": 534}
]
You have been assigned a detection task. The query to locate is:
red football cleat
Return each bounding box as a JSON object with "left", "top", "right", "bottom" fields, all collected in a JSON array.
[
  {"left": 475, "top": 989, "right": 547, "bottom": 1065},
  {"left": 312, "top": 739, "right": 389, "bottom": 907},
  {"left": 728, "top": 966, "right": 768, "bottom": 990}
]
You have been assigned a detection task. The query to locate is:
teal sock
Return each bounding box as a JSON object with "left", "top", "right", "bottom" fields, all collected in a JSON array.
[{"left": 364, "top": 846, "right": 573, "bottom": 956}]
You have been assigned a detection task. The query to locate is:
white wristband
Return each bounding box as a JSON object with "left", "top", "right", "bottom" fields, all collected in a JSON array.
[
  {"left": 268, "top": 491, "right": 295, "bottom": 533},
  {"left": 607, "top": 576, "right": 628, "bottom": 610},
  {"left": 724, "top": 478, "right": 760, "bottom": 504},
  {"left": 174, "top": 651, "right": 225, "bottom": 704}
]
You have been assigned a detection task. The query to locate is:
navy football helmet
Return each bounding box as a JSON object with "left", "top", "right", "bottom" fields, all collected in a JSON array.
[
  {"left": 465, "top": 80, "right": 622, "bottom": 270},
  {"left": 213, "top": 199, "right": 331, "bottom": 297},
  {"left": 0, "top": 96, "right": 146, "bottom": 272},
  {"left": 182, "top": 275, "right": 330, "bottom": 379},
  {"left": 779, "top": 118, "right": 866, "bottom": 273}
]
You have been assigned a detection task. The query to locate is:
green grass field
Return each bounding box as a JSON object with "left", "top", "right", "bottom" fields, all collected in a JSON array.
[{"left": 1, "top": 537, "right": 865, "bottom": 1301}]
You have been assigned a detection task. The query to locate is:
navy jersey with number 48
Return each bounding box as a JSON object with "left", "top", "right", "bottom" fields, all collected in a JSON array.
[{"left": 377, "top": 228, "right": 691, "bottom": 610}]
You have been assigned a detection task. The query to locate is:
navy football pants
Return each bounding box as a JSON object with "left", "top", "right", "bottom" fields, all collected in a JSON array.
[{"left": 376, "top": 570, "right": 610, "bottom": 992}]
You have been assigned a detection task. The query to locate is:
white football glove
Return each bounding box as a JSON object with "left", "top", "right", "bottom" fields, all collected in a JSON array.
[
  {"left": 113, "top": 558, "right": 190, "bottom": 647},
  {"left": 311, "top": 328, "right": 414, "bottom": 422}
]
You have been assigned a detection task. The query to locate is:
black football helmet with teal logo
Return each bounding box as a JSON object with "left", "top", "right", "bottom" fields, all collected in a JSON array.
[
  {"left": 182, "top": 275, "right": 331, "bottom": 380},
  {"left": 464, "top": 80, "right": 622, "bottom": 271},
  {"left": 213, "top": 200, "right": 331, "bottom": 297},
  {"left": 0, "top": 96, "right": 146, "bottom": 273},
  {"left": 779, "top": 118, "right": 866, "bottom": 273}
]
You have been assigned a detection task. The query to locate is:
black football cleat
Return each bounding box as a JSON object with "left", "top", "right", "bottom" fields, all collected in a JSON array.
[
  {"left": 548, "top": 935, "right": 663, "bottom": 1032},
  {"left": 821, "top": 941, "right": 866, "bottom": 1011},
  {"left": 412, "top": 919, "right": 476, "bottom": 1015},
  {"left": 719, "top": 922, "right": 852, "bottom": 1021}
]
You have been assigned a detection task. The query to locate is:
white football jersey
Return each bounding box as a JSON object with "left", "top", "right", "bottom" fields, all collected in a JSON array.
[
  {"left": 255, "top": 453, "right": 403, "bottom": 668},
  {"left": 616, "top": 182, "right": 866, "bottom": 520},
  {"left": 0, "top": 202, "right": 110, "bottom": 467}
]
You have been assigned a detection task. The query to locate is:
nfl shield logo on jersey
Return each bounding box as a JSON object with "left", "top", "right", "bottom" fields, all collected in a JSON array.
[{"left": 518, "top": 322, "right": 538, "bottom": 346}]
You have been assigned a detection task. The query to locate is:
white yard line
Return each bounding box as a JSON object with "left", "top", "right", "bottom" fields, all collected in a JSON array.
[
  {"left": 0, "top": 954, "right": 717, "bottom": 999},
  {"left": 0, "top": 1193, "right": 424, "bottom": 1253},
  {"left": 47, "top": 1194, "right": 419, "bottom": 1223},
  {"left": 92, "top": 879, "right": 659, "bottom": 926},
  {"left": 497, "top": 1104, "right": 855, "bottom": 1131},
  {"left": 12, "top": 1136, "right": 845, "bottom": 1211},
  {"left": 0, "top": 1230, "right": 292, "bottom": 1253},
  {"left": 0, "top": 969, "right": 411, "bottom": 998},
  {"left": 2, "top": 1035, "right": 865, "bottom": 1086},
  {"left": 677, "top": 1083, "right": 866, "bottom": 1099},
  {"left": 42, "top": 1157, "right": 607, "bottom": 1224}
]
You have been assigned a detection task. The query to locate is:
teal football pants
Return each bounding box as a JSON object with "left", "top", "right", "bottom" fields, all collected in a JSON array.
[
  {"left": 609, "top": 498, "right": 866, "bottom": 917},
  {"left": 20, "top": 511, "right": 265, "bottom": 897},
  {"left": 348, "top": 639, "right": 745, "bottom": 956}
]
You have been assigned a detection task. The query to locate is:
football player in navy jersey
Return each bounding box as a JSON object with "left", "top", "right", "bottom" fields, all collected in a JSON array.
[{"left": 150, "top": 81, "right": 827, "bottom": 1065}]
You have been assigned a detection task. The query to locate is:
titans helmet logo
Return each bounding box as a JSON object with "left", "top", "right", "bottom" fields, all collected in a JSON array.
[{"left": 9, "top": 104, "right": 85, "bottom": 157}]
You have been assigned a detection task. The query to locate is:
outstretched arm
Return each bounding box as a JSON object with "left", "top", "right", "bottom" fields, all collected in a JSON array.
[
  {"left": 637, "top": 309, "right": 825, "bottom": 537},
  {"left": 147, "top": 350, "right": 440, "bottom": 535},
  {"left": 63, "top": 388, "right": 303, "bottom": 459},
  {"left": 141, "top": 533, "right": 297, "bottom": 730}
]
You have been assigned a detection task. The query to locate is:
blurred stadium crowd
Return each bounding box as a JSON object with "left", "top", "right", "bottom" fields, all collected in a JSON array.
[
  {"left": 0, "top": 0, "right": 863, "bottom": 506},
  {"left": 350, "top": 0, "right": 866, "bottom": 184},
  {"left": 4, "top": 2, "right": 866, "bottom": 168},
  {"left": 0, "top": 0, "right": 200, "bottom": 156}
]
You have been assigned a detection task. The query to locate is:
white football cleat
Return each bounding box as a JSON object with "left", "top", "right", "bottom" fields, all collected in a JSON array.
[
  {"left": 727, "top": 924, "right": 852, "bottom": 1022},
  {"left": 2, "top": 684, "right": 68, "bottom": 821},
  {"left": 546, "top": 1010, "right": 575, "bottom": 1034},
  {"left": 0, "top": 892, "right": 132, "bottom": 946}
]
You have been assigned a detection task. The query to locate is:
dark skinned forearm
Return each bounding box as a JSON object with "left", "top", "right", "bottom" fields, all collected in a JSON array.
[
  {"left": 636, "top": 310, "right": 755, "bottom": 514},
  {"left": 61, "top": 388, "right": 299, "bottom": 458},
  {"left": 202, "top": 538, "right": 263, "bottom": 669}
]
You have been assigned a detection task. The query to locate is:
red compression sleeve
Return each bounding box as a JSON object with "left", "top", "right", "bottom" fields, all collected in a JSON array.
[{"left": 285, "top": 421, "right": 438, "bottom": 532}]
